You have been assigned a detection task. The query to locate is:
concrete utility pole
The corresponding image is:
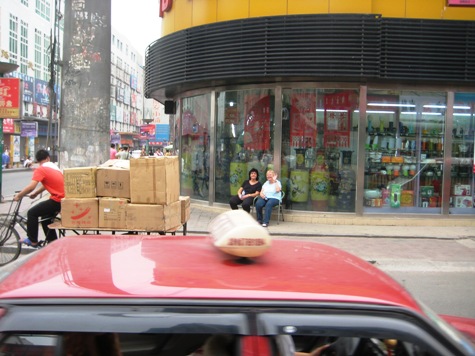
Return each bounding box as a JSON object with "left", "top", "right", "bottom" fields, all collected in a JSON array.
[{"left": 60, "top": 0, "right": 111, "bottom": 168}]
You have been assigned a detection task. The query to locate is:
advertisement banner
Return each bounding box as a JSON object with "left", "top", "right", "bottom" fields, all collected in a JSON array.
[
  {"left": 11, "top": 135, "right": 21, "bottom": 163},
  {"left": 21, "top": 122, "right": 38, "bottom": 137},
  {"left": 155, "top": 124, "right": 170, "bottom": 141},
  {"left": 3, "top": 118, "right": 15, "bottom": 133},
  {"left": 243, "top": 95, "right": 270, "bottom": 151},
  {"left": 140, "top": 124, "right": 156, "bottom": 140},
  {"left": 5, "top": 73, "right": 34, "bottom": 103},
  {"left": 34, "top": 78, "right": 50, "bottom": 106},
  {"left": 290, "top": 93, "right": 317, "bottom": 148},
  {"left": 0, "top": 78, "right": 21, "bottom": 118},
  {"left": 323, "top": 91, "right": 356, "bottom": 148}
]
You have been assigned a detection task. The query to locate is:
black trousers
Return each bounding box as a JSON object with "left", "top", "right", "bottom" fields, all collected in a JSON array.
[
  {"left": 229, "top": 195, "right": 254, "bottom": 213},
  {"left": 27, "top": 199, "right": 61, "bottom": 243}
]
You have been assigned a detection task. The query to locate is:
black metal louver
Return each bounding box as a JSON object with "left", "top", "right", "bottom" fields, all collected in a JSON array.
[
  {"left": 380, "top": 18, "right": 475, "bottom": 82},
  {"left": 145, "top": 14, "right": 474, "bottom": 100}
]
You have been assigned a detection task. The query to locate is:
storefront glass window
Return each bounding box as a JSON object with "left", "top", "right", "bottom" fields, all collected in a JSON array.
[
  {"left": 282, "top": 88, "right": 359, "bottom": 213},
  {"left": 215, "top": 89, "right": 275, "bottom": 204},
  {"left": 450, "top": 93, "right": 474, "bottom": 214},
  {"left": 180, "top": 94, "right": 211, "bottom": 199},
  {"left": 364, "top": 90, "right": 446, "bottom": 213}
]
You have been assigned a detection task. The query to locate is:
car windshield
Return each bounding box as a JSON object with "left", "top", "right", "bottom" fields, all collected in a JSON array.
[{"left": 0, "top": 304, "right": 469, "bottom": 355}]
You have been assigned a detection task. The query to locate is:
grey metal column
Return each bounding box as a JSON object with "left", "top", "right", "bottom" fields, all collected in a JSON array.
[
  {"left": 355, "top": 85, "right": 367, "bottom": 216},
  {"left": 60, "top": 0, "right": 111, "bottom": 168},
  {"left": 208, "top": 91, "right": 216, "bottom": 205},
  {"left": 274, "top": 86, "right": 283, "bottom": 176}
]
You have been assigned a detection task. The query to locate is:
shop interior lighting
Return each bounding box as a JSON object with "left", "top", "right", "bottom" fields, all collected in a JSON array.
[
  {"left": 400, "top": 111, "right": 443, "bottom": 116},
  {"left": 354, "top": 110, "right": 395, "bottom": 114},
  {"left": 367, "top": 103, "right": 416, "bottom": 108},
  {"left": 424, "top": 104, "right": 470, "bottom": 110},
  {"left": 316, "top": 109, "right": 348, "bottom": 113}
]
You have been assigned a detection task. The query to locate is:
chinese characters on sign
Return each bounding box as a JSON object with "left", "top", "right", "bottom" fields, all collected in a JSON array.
[
  {"left": 323, "top": 91, "right": 357, "bottom": 148},
  {"left": 0, "top": 78, "right": 21, "bottom": 118},
  {"left": 290, "top": 93, "right": 317, "bottom": 148}
]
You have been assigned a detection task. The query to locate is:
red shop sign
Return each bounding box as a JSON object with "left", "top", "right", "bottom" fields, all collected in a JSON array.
[{"left": 0, "top": 78, "right": 21, "bottom": 119}]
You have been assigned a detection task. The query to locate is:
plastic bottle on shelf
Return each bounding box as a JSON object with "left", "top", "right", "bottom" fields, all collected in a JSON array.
[{"left": 372, "top": 135, "right": 379, "bottom": 150}]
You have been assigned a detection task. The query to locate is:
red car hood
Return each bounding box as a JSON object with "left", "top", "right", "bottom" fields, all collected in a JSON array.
[{"left": 0, "top": 235, "right": 422, "bottom": 311}]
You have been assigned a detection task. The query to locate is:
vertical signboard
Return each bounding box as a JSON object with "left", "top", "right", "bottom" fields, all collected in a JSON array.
[{"left": 0, "top": 78, "right": 21, "bottom": 119}]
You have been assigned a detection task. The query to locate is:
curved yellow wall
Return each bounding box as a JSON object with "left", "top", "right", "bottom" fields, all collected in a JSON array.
[{"left": 162, "top": 0, "right": 475, "bottom": 36}]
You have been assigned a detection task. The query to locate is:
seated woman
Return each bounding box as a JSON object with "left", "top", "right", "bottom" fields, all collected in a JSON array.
[
  {"left": 229, "top": 168, "right": 262, "bottom": 213},
  {"left": 255, "top": 169, "right": 281, "bottom": 227},
  {"left": 23, "top": 156, "right": 33, "bottom": 168}
]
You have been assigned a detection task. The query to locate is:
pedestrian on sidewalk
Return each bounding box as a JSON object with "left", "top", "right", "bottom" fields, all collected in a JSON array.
[
  {"left": 110, "top": 144, "right": 117, "bottom": 159},
  {"left": 2, "top": 149, "right": 10, "bottom": 169}
]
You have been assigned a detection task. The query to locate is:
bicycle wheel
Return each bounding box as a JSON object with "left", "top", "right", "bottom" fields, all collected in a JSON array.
[{"left": 0, "top": 223, "right": 21, "bottom": 266}]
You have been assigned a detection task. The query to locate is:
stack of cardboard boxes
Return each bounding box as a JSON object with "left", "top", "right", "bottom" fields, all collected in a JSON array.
[{"left": 61, "top": 157, "right": 190, "bottom": 232}]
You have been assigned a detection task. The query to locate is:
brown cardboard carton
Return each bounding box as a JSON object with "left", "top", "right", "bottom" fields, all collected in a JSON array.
[
  {"left": 130, "top": 157, "right": 179, "bottom": 204},
  {"left": 64, "top": 167, "right": 97, "bottom": 198},
  {"left": 126, "top": 201, "right": 181, "bottom": 231},
  {"left": 99, "top": 197, "right": 128, "bottom": 229},
  {"left": 61, "top": 198, "right": 99, "bottom": 228},
  {"left": 96, "top": 160, "right": 130, "bottom": 198},
  {"left": 179, "top": 196, "right": 190, "bottom": 224}
]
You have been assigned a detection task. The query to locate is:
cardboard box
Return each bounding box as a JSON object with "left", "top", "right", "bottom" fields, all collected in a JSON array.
[
  {"left": 99, "top": 197, "right": 128, "bottom": 229},
  {"left": 64, "top": 167, "right": 97, "bottom": 198},
  {"left": 452, "top": 184, "right": 471, "bottom": 196},
  {"left": 126, "top": 201, "right": 181, "bottom": 231},
  {"left": 453, "top": 196, "right": 473, "bottom": 208},
  {"left": 96, "top": 160, "right": 130, "bottom": 198},
  {"left": 61, "top": 198, "right": 99, "bottom": 228},
  {"left": 130, "top": 157, "right": 179, "bottom": 204},
  {"left": 179, "top": 196, "right": 190, "bottom": 224}
]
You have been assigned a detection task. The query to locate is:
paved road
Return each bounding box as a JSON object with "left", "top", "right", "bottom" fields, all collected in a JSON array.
[{"left": 1, "top": 169, "right": 474, "bottom": 318}]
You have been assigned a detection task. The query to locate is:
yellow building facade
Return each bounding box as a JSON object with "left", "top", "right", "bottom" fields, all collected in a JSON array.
[
  {"left": 146, "top": 0, "right": 475, "bottom": 221},
  {"left": 161, "top": 0, "right": 475, "bottom": 35}
]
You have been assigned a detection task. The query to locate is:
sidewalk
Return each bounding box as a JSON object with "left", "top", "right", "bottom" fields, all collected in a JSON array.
[{"left": 187, "top": 203, "right": 475, "bottom": 240}]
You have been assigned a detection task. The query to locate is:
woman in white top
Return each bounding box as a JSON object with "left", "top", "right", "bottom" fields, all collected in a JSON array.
[{"left": 255, "top": 170, "right": 282, "bottom": 227}]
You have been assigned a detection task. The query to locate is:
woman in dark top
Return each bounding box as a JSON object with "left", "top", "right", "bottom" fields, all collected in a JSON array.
[{"left": 229, "top": 168, "right": 262, "bottom": 213}]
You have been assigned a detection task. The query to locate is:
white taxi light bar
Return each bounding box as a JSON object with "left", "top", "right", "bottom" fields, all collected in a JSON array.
[{"left": 208, "top": 210, "right": 272, "bottom": 258}]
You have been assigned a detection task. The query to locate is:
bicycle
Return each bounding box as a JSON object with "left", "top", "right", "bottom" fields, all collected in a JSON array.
[{"left": 0, "top": 193, "right": 59, "bottom": 266}]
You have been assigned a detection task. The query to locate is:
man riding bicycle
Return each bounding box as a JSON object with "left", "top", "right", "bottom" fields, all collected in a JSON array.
[{"left": 14, "top": 149, "right": 64, "bottom": 248}]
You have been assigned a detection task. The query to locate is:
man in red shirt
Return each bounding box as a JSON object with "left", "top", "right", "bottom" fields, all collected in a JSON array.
[{"left": 14, "top": 149, "right": 65, "bottom": 247}]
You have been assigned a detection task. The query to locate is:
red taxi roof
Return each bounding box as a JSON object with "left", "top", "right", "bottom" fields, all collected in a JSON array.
[{"left": 0, "top": 235, "right": 421, "bottom": 311}]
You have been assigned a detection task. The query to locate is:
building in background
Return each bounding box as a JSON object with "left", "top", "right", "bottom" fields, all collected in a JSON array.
[
  {"left": 0, "top": 0, "right": 61, "bottom": 165},
  {"left": 145, "top": 0, "right": 475, "bottom": 220},
  {"left": 0, "top": 0, "right": 159, "bottom": 163},
  {"left": 110, "top": 28, "right": 145, "bottom": 149}
]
